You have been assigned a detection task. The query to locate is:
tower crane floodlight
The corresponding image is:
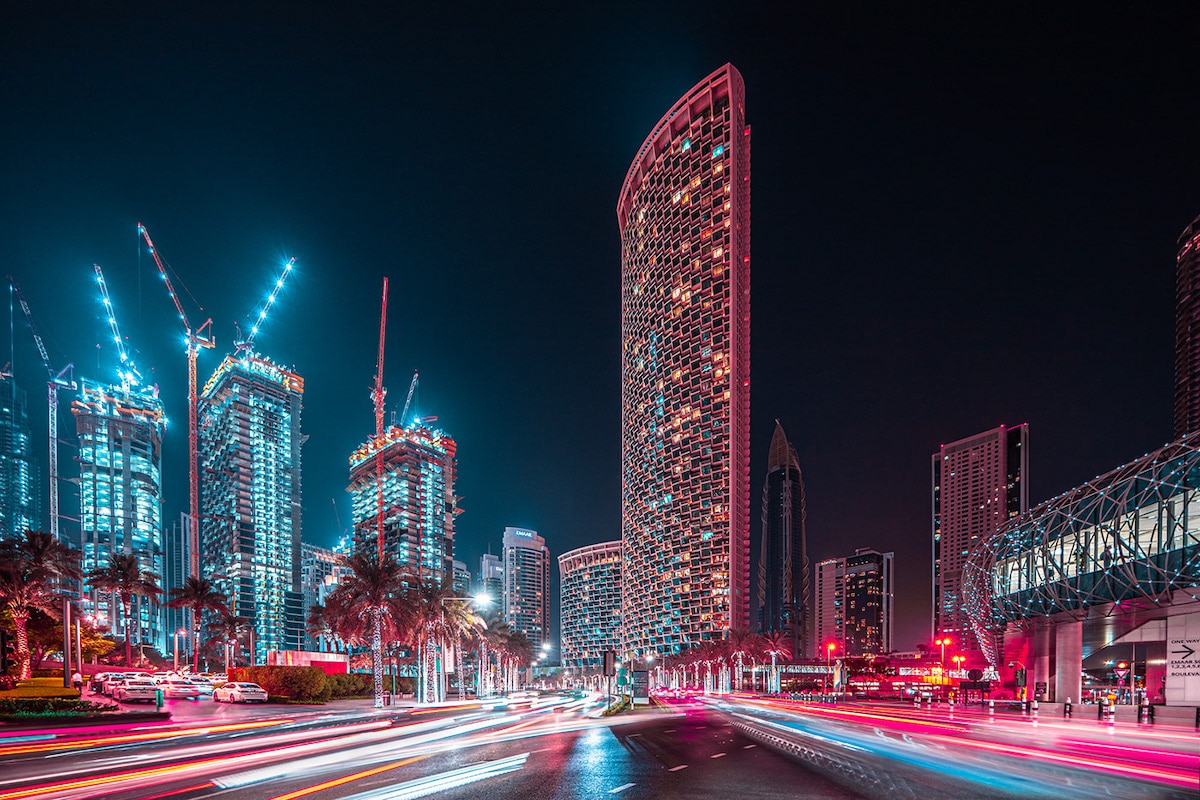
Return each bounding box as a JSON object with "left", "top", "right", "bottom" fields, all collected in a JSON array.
[
  {"left": 235, "top": 256, "right": 296, "bottom": 354},
  {"left": 93, "top": 264, "right": 141, "bottom": 387},
  {"left": 139, "top": 222, "right": 213, "bottom": 579}
]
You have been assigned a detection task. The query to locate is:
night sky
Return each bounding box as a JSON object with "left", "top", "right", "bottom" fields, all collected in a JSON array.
[{"left": 3, "top": 5, "right": 1199, "bottom": 651}]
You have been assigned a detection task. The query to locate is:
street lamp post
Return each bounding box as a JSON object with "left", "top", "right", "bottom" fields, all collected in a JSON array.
[
  {"left": 825, "top": 642, "right": 836, "bottom": 696},
  {"left": 173, "top": 629, "right": 187, "bottom": 672},
  {"left": 934, "top": 636, "right": 951, "bottom": 666}
]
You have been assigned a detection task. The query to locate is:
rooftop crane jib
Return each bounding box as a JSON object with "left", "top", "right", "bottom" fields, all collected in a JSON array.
[
  {"left": 8, "top": 277, "right": 75, "bottom": 545},
  {"left": 93, "top": 264, "right": 141, "bottom": 387},
  {"left": 372, "top": 277, "right": 389, "bottom": 561},
  {"left": 139, "top": 223, "right": 213, "bottom": 579},
  {"left": 398, "top": 370, "right": 418, "bottom": 429},
  {"left": 235, "top": 256, "right": 296, "bottom": 355}
]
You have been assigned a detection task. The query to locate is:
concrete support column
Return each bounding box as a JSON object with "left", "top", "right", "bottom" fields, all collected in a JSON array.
[
  {"left": 1053, "top": 619, "right": 1082, "bottom": 705},
  {"left": 1032, "top": 622, "right": 1052, "bottom": 701},
  {"left": 1143, "top": 642, "right": 1166, "bottom": 704}
]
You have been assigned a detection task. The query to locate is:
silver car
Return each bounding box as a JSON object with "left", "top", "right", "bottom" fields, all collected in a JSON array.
[
  {"left": 213, "top": 682, "right": 268, "bottom": 703},
  {"left": 114, "top": 679, "right": 159, "bottom": 703}
]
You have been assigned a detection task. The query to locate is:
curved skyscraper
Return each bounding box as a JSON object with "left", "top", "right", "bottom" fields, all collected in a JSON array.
[
  {"left": 559, "top": 541, "right": 621, "bottom": 673},
  {"left": 758, "top": 420, "right": 808, "bottom": 657},
  {"left": 1175, "top": 213, "right": 1200, "bottom": 439},
  {"left": 619, "top": 64, "right": 751, "bottom": 660}
]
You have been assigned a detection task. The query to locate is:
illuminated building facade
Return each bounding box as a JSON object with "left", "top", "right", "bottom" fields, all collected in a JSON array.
[
  {"left": 812, "top": 549, "right": 893, "bottom": 657},
  {"left": 200, "top": 353, "right": 305, "bottom": 661},
  {"left": 559, "top": 541, "right": 621, "bottom": 672},
  {"left": 932, "top": 424, "right": 1027, "bottom": 661},
  {"left": 162, "top": 513, "right": 195, "bottom": 649},
  {"left": 502, "top": 527, "right": 549, "bottom": 650},
  {"left": 619, "top": 63, "right": 752, "bottom": 659},
  {"left": 452, "top": 559, "right": 471, "bottom": 598},
  {"left": 0, "top": 376, "right": 40, "bottom": 540},
  {"left": 73, "top": 378, "right": 166, "bottom": 652},
  {"left": 347, "top": 421, "right": 457, "bottom": 586},
  {"left": 1175, "top": 214, "right": 1200, "bottom": 439},
  {"left": 758, "top": 420, "right": 808, "bottom": 656},
  {"left": 480, "top": 553, "right": 502, "bottom": 605},
  {"left": 964, "top": 437, "right": 1200, "bottom": 705},
  {"left": 301, "top": 542, "right": 347, "bottom": 650}
]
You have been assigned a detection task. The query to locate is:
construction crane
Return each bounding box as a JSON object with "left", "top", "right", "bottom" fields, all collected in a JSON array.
[
  {"left": 392, "top": 370, "right": 418, "bottom": 428},
  {"left": 371, "top": 278, "right": 389, "bottom": 561},
  {"left": 138, "top": 223, "right": 214, "bottom": 578},
  {"left": 234, "top": 257, "right": 296, "bottom": 354},
  {"left": 93, "top": 264, "right": 141, "bottom": 387},
  {"left": 8, "top": 278, "right": 76, "bottom": 545}
]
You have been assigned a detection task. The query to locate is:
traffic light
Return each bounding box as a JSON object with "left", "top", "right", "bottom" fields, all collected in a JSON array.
[
  {"left": 1014, "top": 668, "right": 1027, "bottom": 687},
  {"left": 0, "top": 630, "right": 12, "bottom": 676},
  {"left": 602, "top": 650, "right": 616, "bottom": 677}
]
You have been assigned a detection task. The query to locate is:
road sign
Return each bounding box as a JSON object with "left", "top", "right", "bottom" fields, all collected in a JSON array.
[
  {"left": 1113, "top": 668, "right": 1130, "bottom": 682},
  {"left": 1167, "top": 636, "right": 1200, "bottom": 679}
]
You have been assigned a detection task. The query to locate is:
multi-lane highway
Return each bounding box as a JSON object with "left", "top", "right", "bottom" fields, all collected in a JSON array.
[{"left": 0, "top": 692, "right": 1195, "bottom": 800}]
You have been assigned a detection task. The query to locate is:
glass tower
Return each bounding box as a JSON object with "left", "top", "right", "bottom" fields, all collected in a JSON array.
[
  {"left": 0, "top": 376, "right": 40, "bottom": 540},
  {"left": 619, "top": 63, "right": 751, "bottom": 659},
  {"left": 1175, "top": 213, "right": 1200, "bottom": 439},
  {"left": 758, "top": 420, "right": 808, "bottom": 657},
  {"left": 559, "top": 541, "right": 621, "bottom": 672},
  {"left": 502, "top": 527, "right": 549, "bottom": 651},
  {"left": 73, "top": 378, "right": 166, "bottom": 653},
  {"left": 200, "top": 353, "right": 305, "bottom": 661}
]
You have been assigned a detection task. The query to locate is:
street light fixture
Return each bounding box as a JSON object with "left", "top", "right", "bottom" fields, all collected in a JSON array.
[
  {"left": 173, "top": 629, "right": 188, "bottom": 672},
  {"left": 934, "top": 636, "right": 952, "bottom": 666},
  {"left": 825, "top": 641, "right": 837, "bottom": 695},
  {"left": 951, "top": 654, "right": 966, "bottom": 673}
]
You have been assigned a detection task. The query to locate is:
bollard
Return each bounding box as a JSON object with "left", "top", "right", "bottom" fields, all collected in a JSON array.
[
  {"left": 1103, "top": 700, "right": 1115, "bottom": 724},
  {"left": 155, "top": 688, "right": 163, "bottom": 711},
  {"left": 988, "top": 699, "right": 994, "bottom": 717},
  {"left": 914, "top": 695, "right": 920, "bottom": 708},
  {"left": 1098, "top": 699, "right": 1106, "bottom": 721},
  {"left": 1031, "top": 699, "right": 1039, "bottom": 720},
  {"left": 1064, "top": 697, "right": 1072, "bottom": 718},
  {"left": 1021, "top": 700, "right": 1029, "bottom": 716},
  {"left": 1140, "top": 701, "right": 1152, "bottom": 725}
]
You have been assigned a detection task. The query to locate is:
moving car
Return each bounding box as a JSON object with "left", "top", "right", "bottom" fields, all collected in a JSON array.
[
  {"left": 189, "top": 677, "right": 216, "bottom": 696},
  {"left": 114, "top": 679, "right": 159, "bottom": 703},
  {"left": 160, "top": 679, "right": 201, "bottom": 699},
  {"left": 98, "top": 674, "right": 129, "bottom": 696},
  {"left": 213, "top": 682, "right": 268, "bottom": 703}
]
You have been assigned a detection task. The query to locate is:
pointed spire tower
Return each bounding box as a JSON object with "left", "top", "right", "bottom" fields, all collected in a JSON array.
[{"left": 759, "top": 420, "right": 809, "bottom": 658}]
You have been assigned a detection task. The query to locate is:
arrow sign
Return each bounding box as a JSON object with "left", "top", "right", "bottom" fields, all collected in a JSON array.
[{"left": 1172, "top": 643, "right": 1196, "bottom": 659}]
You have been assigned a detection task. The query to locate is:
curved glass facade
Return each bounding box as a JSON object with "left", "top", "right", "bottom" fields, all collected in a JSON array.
[
  {"left": 619, "top": 64, "right": 751, "bottom": 659},
  {"left": 964, "top": 437, "right": 1200, "bottom": 664},
  {"left": 559, "top": 541, "right": 621, "bottom": 671}
]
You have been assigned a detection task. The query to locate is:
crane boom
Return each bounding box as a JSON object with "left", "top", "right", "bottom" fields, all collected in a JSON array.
[
  {"left": 399, "top": 370, "right": 418, "bottom": 428},
  {"left": 371, "top": 278, "right": 389, "bottom": 561},
  {"left": 93, "top": 264, "right": 141, "bottom": 386},
  {"left": 237, "top": 257, "right": 296, "bottom": 353},
  {"left": 139, "top": 223, "right": 214, "bottom": 579},
  {"left": 9, "top": 278, "right": 54, "bottom": 379}
]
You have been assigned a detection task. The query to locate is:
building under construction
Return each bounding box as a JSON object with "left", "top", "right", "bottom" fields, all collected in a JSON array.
[
  {"left": 73, "top": 377, "right": 167, "bottom": 653},
  {"left": 0, "top": 376, "right": 41, "bottom": 541},
  {"left": 200, "top": 353, "right": 304, "bottom": 662},
  {"left": 347, "top": 421, "right": 458, "bottom": 586}
]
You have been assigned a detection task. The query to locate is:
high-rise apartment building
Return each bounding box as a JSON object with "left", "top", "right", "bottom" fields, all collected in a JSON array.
[
  {"left": 502, "top": 527, "right": 549, "bottom": 650},
  {"left": 619, "top": 63, "right": 752, "bottom": 659},
  {"left": 200, "top": 353, "right": 305, "bottom": 661},
  {"left": 559, "top": 541, "right": 621, "bottom": 672},
  {"left": 0, "top": 376, "right": 40, "bottom": 540},
  {"left": 347, "top": 421, "right": 457, "bottom": 587},
  {"left": 301, "top": 542, "right": 346, "bottom": 650},
  {"left": 452, "top": 559, "right": 471, "bottom": 598},
  {"left": 932, "top": 424, "right": 1027, "bottom": 657},
  {"left": 73, "top": 378, "right": 166, "bottom": 653},
  {"left": 479, "top": 553, "right": 502, "bottom": 605},
  {"left": 1175, "top": 213, "right": 1200, "bottom": 439},
  {"left": 812, "top": 549, "right": 893, "bottom": 657},
  {"left": 758, "top": 420, "right": 808, "bottom": 656},
  {"left": 162, "top": 513, "right": 195, "bottom": 649}
]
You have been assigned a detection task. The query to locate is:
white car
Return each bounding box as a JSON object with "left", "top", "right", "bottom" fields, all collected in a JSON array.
[
  {"left": 114, "top": 679, "right": 159, "bottom": 703},
  {"left": 189, "top": 678, "right": 215, "bottom": 696},
  {"left": 161, "top": 679, "right": 201, "bottom": 699},
  {"left": 214, "top": 682, "right": 268, "bottom": 703}
]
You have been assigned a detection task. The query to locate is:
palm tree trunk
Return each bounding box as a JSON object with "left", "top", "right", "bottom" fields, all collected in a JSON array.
[
  {"left": 123, "top": 597, "right": 134, "bottom": 667},
  {"left": 192, "top": 616, "right": 201, "bottom": 673},
  {"left": 12, "top": 608, "right": 31, "bottom": 680},
  {"left": 372, "top": 607, "right": 383, "bottom": 709}
]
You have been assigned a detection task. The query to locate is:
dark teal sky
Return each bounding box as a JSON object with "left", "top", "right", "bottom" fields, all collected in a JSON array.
[{"left": 2, "top": 4, "right": 1198, "bottom": 650}]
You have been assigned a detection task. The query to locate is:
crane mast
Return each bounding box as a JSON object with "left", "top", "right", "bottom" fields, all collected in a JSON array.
[
  {"left": 138, "top": 223, "right": 214, "bottom": 578},
  {"left": 371, "top": 278, "right": 389, "bottom": 561},
  {"left": 8, "top": 277, "right": 75, "bottom": 545}
]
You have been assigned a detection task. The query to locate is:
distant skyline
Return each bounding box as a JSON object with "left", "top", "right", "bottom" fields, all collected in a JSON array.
[{"left": 3, "top": 6, "right": 1199, "bottom": 650}]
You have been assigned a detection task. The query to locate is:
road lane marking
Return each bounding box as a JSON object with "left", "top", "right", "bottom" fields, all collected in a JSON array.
[
  {"left": 664, "top": 728, "right": 675, "bottom": 733},
  {"left": 669, "top": 765, "right": 688, "bottom": 771},
  {"left": 710, "top": 752, "right": 726, "bottom": 758},
  {"left": 743, "top": 744, "right": 756, "bottom": 749},
  {"left": 610, "top": 783, "right": 636, "bottom": 793}
]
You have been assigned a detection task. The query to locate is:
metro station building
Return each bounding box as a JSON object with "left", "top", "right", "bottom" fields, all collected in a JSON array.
[{"left": 964, "top": 437, "right": 1200, "bottom": 707}]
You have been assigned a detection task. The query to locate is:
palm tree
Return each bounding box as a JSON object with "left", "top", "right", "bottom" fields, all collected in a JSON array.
[
  {"left": 761, "top": 630, "right": 793, "bottom": 693},
  {"left": 0, "top": 531, "right": 82, "bottom": 679},
  {"left": 477, "top": 610, "right": 511, "bottom": 698},
  {"left": 86, "top": 553, "right": 162, "bottom": 667},
  {"left": 322, "top": 548, "right": 411, "bottom": 708},
  {"left": 439, "top": 591, "right": 484, "bottom": 700},
  {"left": 207, "top": 610, "right": 251, "bottom": 672},
  {"left": 167, "top": 577, "right": 229, "bottom": 672},
  {"left": 725, "top": 627, "right": 759, "bottom": 691}
]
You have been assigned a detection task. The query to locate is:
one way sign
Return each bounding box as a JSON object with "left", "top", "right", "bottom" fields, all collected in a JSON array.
[{"left": 1167, "top": 636, "right": 1200, "bottom": 680}]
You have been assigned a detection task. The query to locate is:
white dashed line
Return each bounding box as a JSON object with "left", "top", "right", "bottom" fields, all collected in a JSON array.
[
  {"left": 710, "top": 752, "right": 727, "bottom": 759},
  {"left": 669, "top": 765, "right": 689, "bottom": 771},
  {"left": 610, "top": 783, "right": 636, "bottom": 794},
  {"left": 743, "top": 744, "right": 756, "bottom": 749},
  {"left": 664, "top": 728, "right": 676, "bottom": 733}
]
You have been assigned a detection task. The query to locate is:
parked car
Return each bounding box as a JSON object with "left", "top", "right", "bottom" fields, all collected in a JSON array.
[
  {"left": 99, "top": 674, "right": 129, "bottom": 696},
  {"left": 214, "top": 682, "right": 268, "bottom": 703},
  {"left": 190, "top": 678, "right": 215, "bottom": 696},
  {"left": 160, "top": 679, "right": 201, "bottom": 699},
  {"left": 114, "top": 679, "right": 159, "bottom": 703}
]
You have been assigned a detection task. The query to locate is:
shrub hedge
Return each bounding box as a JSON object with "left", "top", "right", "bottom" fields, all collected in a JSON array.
[
  {"left": 226, "top": 667, "right": 404, "bottom": 703},
  {"left": 0, "top": 697, "right": 117, "bottom": 715}
]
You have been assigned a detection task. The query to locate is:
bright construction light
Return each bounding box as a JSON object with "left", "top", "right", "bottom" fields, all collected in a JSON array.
[{"left": 472, "top": 592, "right": 492, "bottom": 607}]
